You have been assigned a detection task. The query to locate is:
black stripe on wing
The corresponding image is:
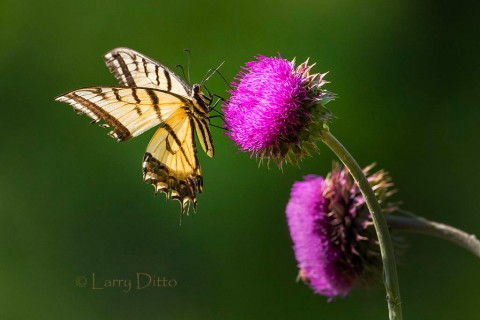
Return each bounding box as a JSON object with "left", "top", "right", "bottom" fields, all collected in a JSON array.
[
  {"left": 103, "top": 47, "right": 191, "bottom": 97},
  {"left": 56, "top": 91, "right": 132, "bottom": 140},
  {"left": 112, "top": 52, "right": 135, "bottom": 87},
  {"left": 192, "top": 117, "right": 214, "bottom": 157}
]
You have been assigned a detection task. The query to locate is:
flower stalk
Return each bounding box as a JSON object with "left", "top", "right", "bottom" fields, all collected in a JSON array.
[
  {"left": 387, "top": 214, "right": 480, "bottom": 258},
  {"left": 320, "top": 130, "right": 403, "bottom": 320}
]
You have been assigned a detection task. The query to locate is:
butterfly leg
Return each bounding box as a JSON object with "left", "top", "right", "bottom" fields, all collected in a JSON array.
[
  {"left": 204, "top": 85, "right": 226, "bottom": 103},
  {"left": 208, "top": 99, "right": 225, "bottom": 124},
  {"left": 209, "top": 98, "right": 223, "bottom": 112},
  {"left": 211, "top": 93, "right": 226, "bottom": 101},
  {"left": 208, "top": 118, "right": 228, "bottom": 131}
]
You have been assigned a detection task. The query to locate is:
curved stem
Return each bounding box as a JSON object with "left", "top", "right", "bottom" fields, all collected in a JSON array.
[
  {"left": 387, "top": 214, "right": 480, "bottom": 258},
  {"left": 320, "top": 131, "right": 402, "bottom": 320}
]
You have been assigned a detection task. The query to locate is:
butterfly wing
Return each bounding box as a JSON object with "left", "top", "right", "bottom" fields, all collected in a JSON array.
[
  {"left": 55, "top": 87, "right": 188, "bottom": 141},
  {"left": 143, "top": 108, "right": 202, "bottom": 212},
  {"left": 104, "top": 47, "right": 191, "bottom": 97}
]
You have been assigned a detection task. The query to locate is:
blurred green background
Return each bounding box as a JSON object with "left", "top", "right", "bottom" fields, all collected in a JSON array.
[{"left": 1, "top": 0, "right": 479, "bottom": 319}]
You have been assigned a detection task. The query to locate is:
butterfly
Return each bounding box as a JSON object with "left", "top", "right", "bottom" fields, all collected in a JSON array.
[{"left": 56, "top": 48, "right": 215, "bottom": 213}]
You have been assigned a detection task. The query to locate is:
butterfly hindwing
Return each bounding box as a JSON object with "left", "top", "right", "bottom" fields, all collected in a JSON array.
[
  {"left": 55, "top": 87, "right": 186, "bottom": 141},
  {"left": 143, "top": 108, "right": 202, "bottom": 211},
  {"left": 104, "top": 47, "right": 191, "bottom": 97}
]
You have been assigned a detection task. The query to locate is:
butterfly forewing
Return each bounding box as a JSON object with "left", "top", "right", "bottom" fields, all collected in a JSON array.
[
  {"left": 56, "top": 87, "right": 185, "bottom": 141},
  {"left": 104, "top": 48, "right": 191, "bottom": 97}
]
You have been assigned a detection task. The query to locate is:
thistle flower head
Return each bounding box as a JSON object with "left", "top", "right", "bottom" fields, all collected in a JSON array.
[
  {"left": 223, "top": 55, "right": 334, "bottom": 167},
  {"left": 285, "top": 163, "right": 397, "bottom": 298}
]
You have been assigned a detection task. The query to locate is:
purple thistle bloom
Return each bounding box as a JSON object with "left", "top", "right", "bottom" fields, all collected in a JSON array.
[
  {"left": 286, "top": 163, "right": 397, "bottom": 298},
  {"left": 223, "top": 55, "right": 334, "bottom": 167}
]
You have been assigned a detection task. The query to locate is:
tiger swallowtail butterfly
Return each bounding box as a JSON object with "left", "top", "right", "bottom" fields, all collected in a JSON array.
[{"left": 56, "top": 48, "right": 215, "bottom": 214}]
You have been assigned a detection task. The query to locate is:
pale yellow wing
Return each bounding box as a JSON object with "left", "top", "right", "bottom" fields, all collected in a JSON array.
[
  {"left": 104, "top": 47, "right": 191, "bottom": 97},
  {"left": 55, "top": 87, "right": 188, "bottom": 141},
  {"left": 143, "top": 108, "right": 202, "bottom": 212}
]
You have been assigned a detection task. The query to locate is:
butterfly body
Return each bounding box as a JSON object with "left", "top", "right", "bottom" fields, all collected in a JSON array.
[{"left": 56, "top": 48, "right": 214, "bottom": 213}]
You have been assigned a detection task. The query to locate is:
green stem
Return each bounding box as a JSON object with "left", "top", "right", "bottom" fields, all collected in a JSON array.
[
  {"left": 320, "top": 131, "right": 402, "bottom": 320},
  {"left": 386, "top": 214, "right": 480, "bottom": 258}
]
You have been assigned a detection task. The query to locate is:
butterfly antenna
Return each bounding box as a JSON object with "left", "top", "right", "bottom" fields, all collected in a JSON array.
[
  {"left": 175, "top": 64, "right": 188, "bottom": 83},
  {"left": 200, "top": 69, "right": 213, "bottom": 87},
  {"left": 201, "top": 61, "right": 228, "bottom": 87},
  {"left": 202, "top": 62, "right": 232, "bottom": 90},
  {"left": 184, "top": 49, "right": 192, "bottom": 84}
]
